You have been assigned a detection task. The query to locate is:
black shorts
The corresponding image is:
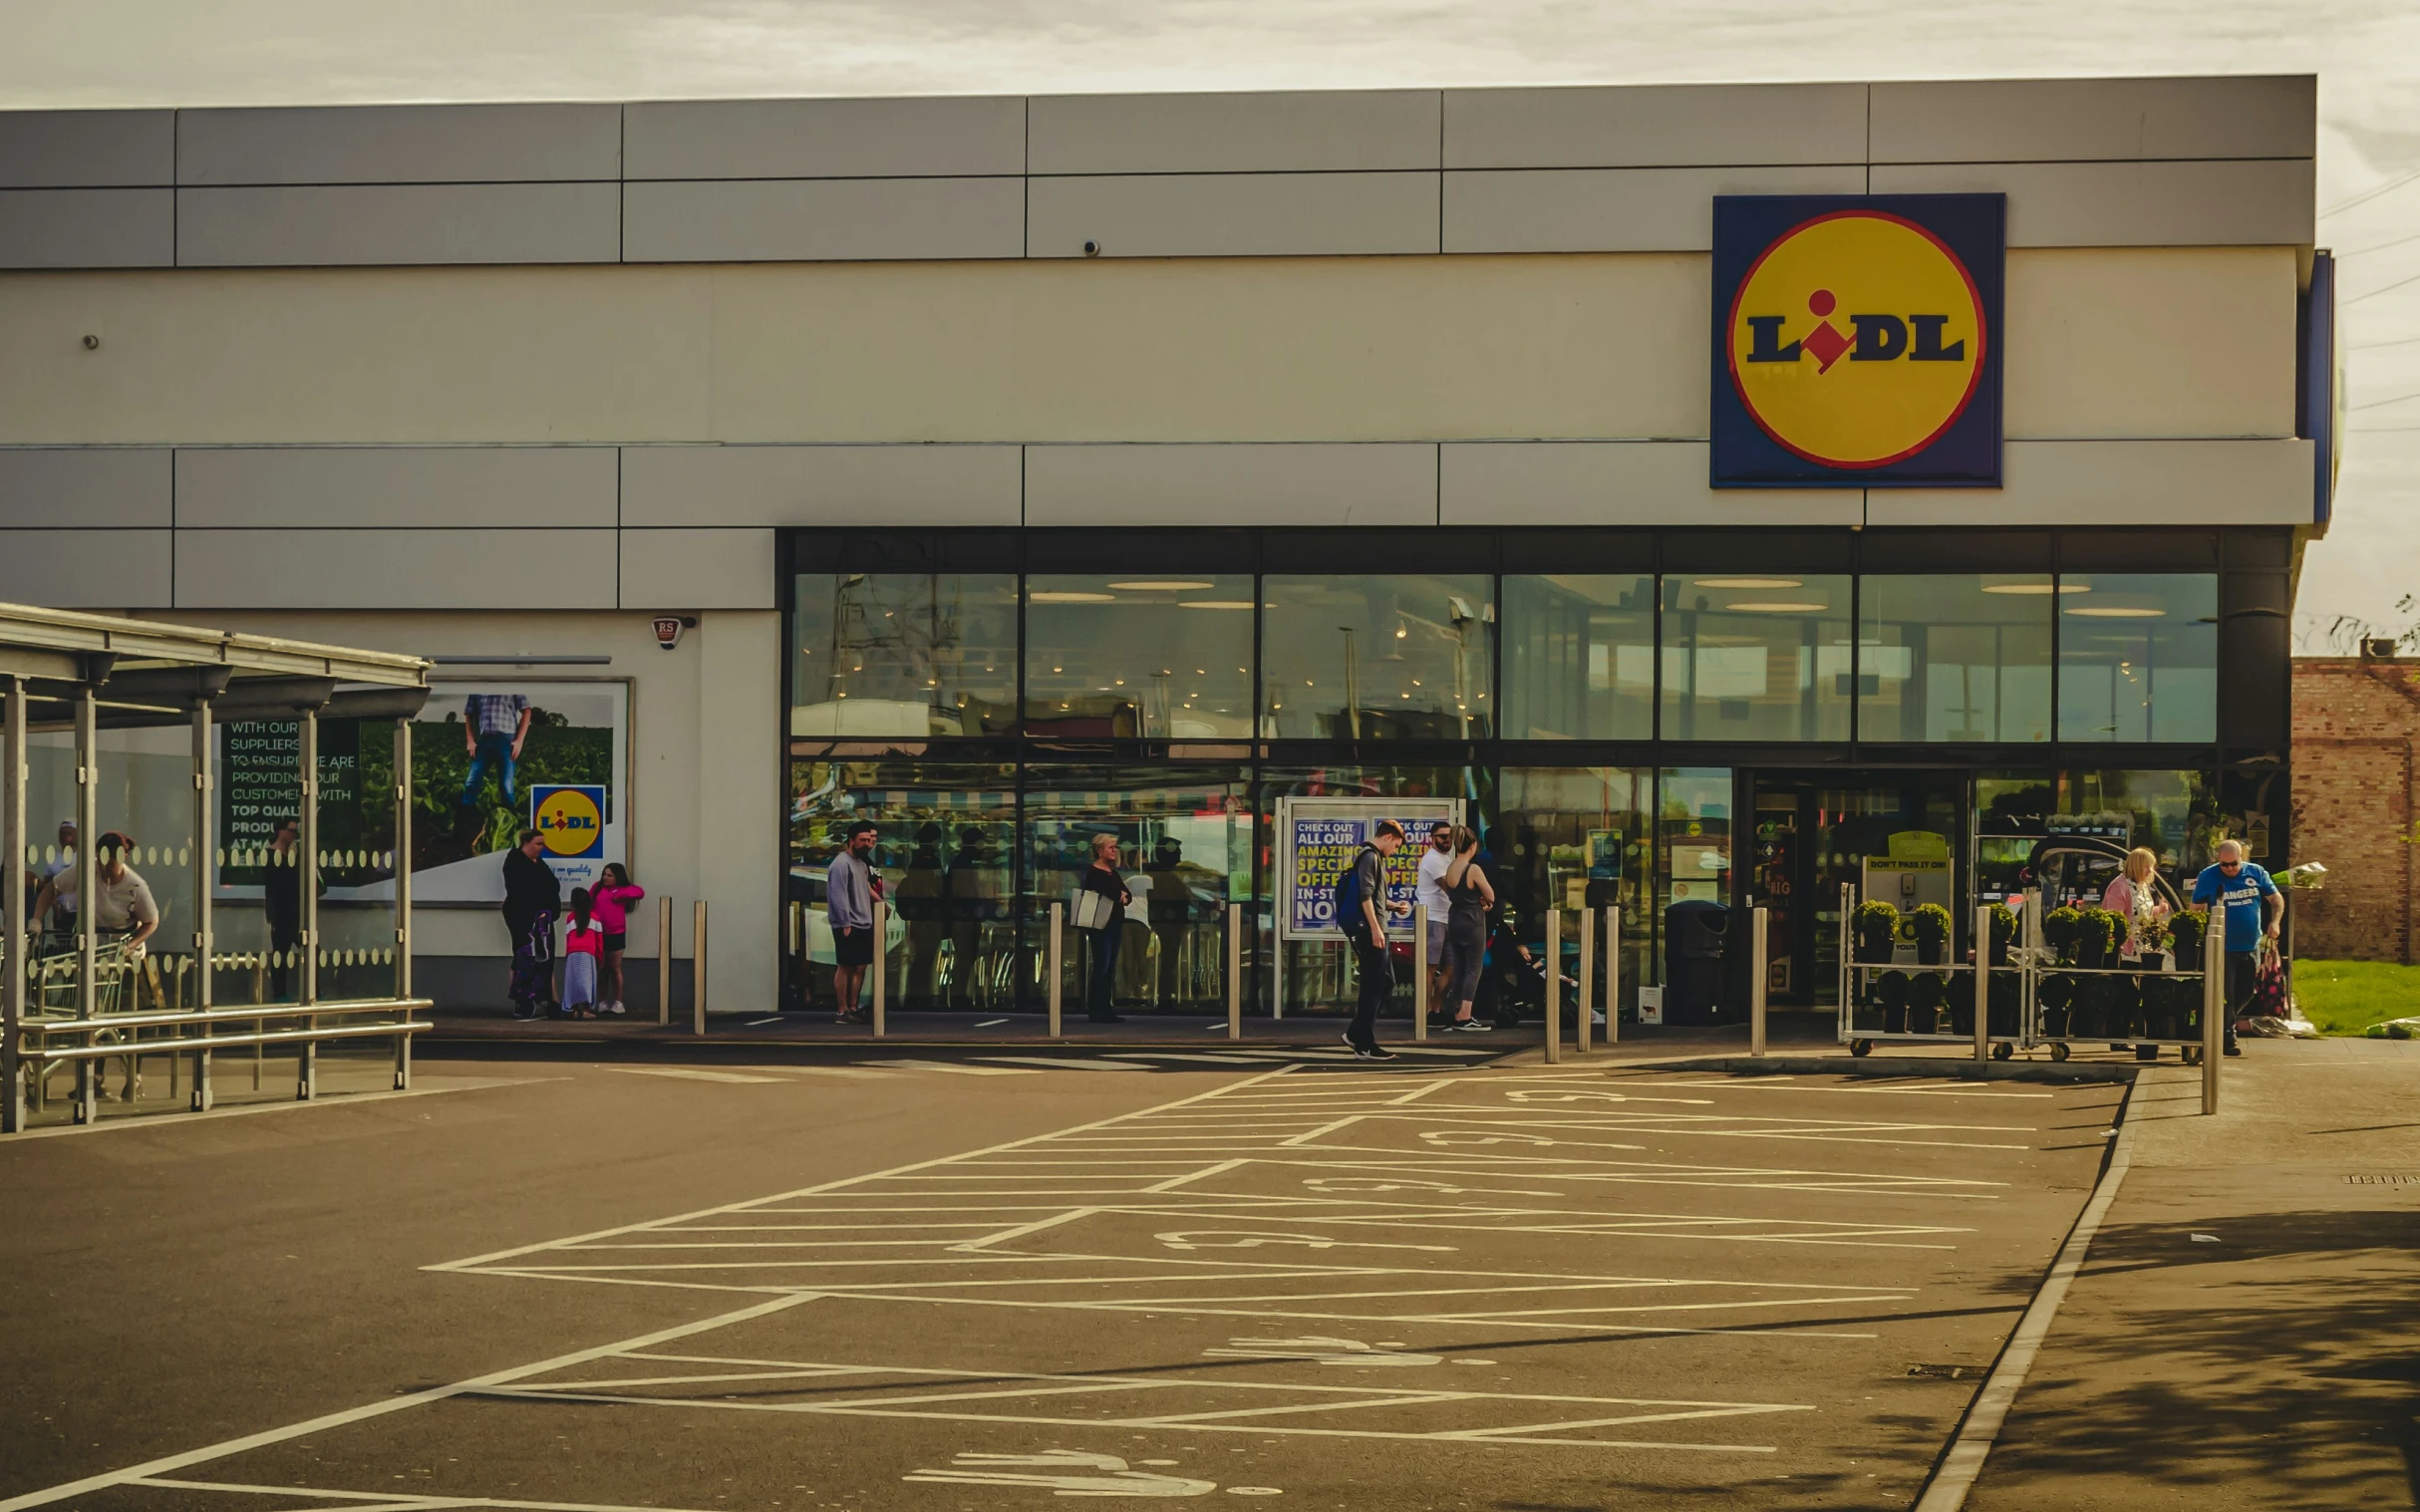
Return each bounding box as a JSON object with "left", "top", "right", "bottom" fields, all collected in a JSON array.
[
  {"left": 833, "top": 924, "right": 875, "bottom": 967},
  {"left": 602, "top": 931, "right": 627, "bottom": 954}
]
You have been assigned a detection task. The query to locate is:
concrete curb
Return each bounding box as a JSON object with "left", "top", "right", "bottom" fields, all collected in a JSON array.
[{"left": 1638, "top": 1054, "right": 2141, "bottom": 1085}]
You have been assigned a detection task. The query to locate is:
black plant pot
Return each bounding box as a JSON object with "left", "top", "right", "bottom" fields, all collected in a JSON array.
[
  {"left": 1876, "top": 972, "right": 1909, "bottom": 1035},
  {"left": 2173, "top": 936, "right": 2203, "bottom": 972},
  {"left": 2077, "top": 937, "right": 2109, "bottom": 970},
  {"left": 1917, "top": 938, "right": 1946, "bottom": 966},
  {"left": 1854, "top": 936, "right": 1895, "bottom": 965}
]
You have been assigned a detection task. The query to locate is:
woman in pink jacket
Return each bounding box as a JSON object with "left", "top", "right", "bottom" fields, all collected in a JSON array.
[{"left": 591, "top": 862, "right": 646, "bottom": 1016}]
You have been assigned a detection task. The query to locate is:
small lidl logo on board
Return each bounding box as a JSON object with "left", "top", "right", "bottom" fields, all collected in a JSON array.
[
  {"left": 1712, "top": 194, "right": 2003, "bottom": 488},
  {"left": 531, "top": 785, "right": 606, "bottom": 860}
]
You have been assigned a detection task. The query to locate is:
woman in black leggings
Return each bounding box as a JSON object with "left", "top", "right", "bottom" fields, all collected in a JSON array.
[{"left": 1439, "top": 825, "right": 1494, "bottom": 1033}]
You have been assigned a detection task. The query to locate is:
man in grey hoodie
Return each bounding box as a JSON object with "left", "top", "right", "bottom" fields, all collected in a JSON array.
[{"left": 828, "top": 819, "right": 879, "bottom": 1025}]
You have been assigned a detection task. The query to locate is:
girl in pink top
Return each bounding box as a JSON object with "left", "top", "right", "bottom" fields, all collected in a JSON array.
[
  {"left": 561, "top": 888, "right": 605, "bottom": 1018},
  {"left": 592, "top": 862, "right": 645, "bottom": 1017}
]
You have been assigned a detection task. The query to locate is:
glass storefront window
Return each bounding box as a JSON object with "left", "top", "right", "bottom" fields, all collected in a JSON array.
[
  {"left": 786, "top": 761, "right": 1017, "bottom": 1012},
  {"left": 1974, "top": 771, "right": 2055, "bottom": 908},
  {"left": 1655, "top": 767, "right": 1731, "bottom": 989},
  {"left": 1024, "top": 766, "right": 1253, "bottom": 1016},
  {"left": 1860, "top": 574, "right": 2053, "bottom": 743},
  {"left": 1262, "top": 574, "right": 1494, "bottom": 740},
  {"left": 791, "top": 573, "right": 1018, "bottom": 738},
  {"left": 2053, "top": 768, "right": 2216, "bottom": 907},
  {"left": 1499, "top": 767, "right": 1652, "bottom": 1016},
  {"left": 1025, "top": 576, "right": 1255, "bottom": 739},
  {"left": 1660, "top": 574, "right": 1851, "bottom": 742},
  {"left": 1501, "top": 575, "right": 1655, "bottom": 741},
  {"left": 2056, "top": 574, "right": 2218, "bottom": 744}
]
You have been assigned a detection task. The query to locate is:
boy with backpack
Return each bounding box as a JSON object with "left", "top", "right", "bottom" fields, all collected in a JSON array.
[{"left": 1338, "top": 820, "right": 1412, "bottom": 1059}]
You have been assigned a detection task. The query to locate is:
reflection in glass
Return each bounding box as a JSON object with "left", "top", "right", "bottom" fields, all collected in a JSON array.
[
  {"left": 1974, "top": 771, "right": 2056, "bottom": 909},
  {"left": 1502, "top": 576, "right": 1654, "bottom": 741},
  {"left": 1660, "top": 575, "right": 1852, "bottom": 742},
  {"left": 1499, "top": 767, "right": 1652, "bottom": 1017},
  {"left": 318, "top": 719, "right": 402, "bottom": 1004},
  {"left": 1025, "top": 577, "right": 1255, "bottom": 739},
  {"left": 791, "top": 574, "right": 1018, "bottom": 738},
  {"left": 213, "top": 718, "right": 305, "bottom": 1009},
  {"left": 1656, "top": 767, "right": 1732, "bottom": 986},
  {"left": 1262, "top": 575, "right": 1494, "bottom": 740},
  {"left": 1860, "top": 575, "right": 2053, "bottom": 743},
  {"left": 2055, "top": 768, "right": 2217, "bottom": 904},
  {"left": 2056, "top": 574, "right": 2218, "bottom": 743},
  {"left": 786, "top": 761, "right": 1016, "bottom": 1012}
]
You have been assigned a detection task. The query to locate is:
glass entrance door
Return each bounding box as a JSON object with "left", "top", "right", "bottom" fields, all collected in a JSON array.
[{"left": 1748, "top": 773, "right": 1967, "bottom": 1008}]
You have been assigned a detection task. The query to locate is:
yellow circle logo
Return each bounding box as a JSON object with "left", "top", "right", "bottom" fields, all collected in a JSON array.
[
  {"left": 534, "top": 787, "right": 603, "bottom": 857},
  {"left": 1726, "top": 210, "right": 1986, "bottom": 469}
]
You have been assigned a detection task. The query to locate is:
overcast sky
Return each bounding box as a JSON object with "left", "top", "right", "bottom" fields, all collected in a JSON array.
[{"left": 5, "top": 1, "right": 2416, "bottom": 648}]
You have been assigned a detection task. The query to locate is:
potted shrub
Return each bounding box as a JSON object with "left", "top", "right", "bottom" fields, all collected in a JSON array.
[
  {"left": 1908, "top": 971, "right": 1947, "bottom": 1035},
  {"left": 1912, "top": 903, "right": 1954, "bottom": 966},
  {"left": 1874, "top": 970, "right": 1910, "bottom": 1035},
  {"left": 1986, "top": 903, "right": 2018, "bottom": 966},
  {"left": 2074, "top": 907, "right": 2121, "bottom": 970},
  {"left": 1853, "top": 901, "right": 1902, "bottom": 964},
  {"left": 2043, "top": 907, "right": 2083, "bottom": 964},
  {"left": 2169, "top": 909, "right": 2206, "bottom": 972}
]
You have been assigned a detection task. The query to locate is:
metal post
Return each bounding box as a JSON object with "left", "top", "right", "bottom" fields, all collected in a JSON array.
[
  {"left": 1605, "top": 905, "right": 1620, "bottom": 1046},
  {"left": 1544, "top": 908, "right": 1561, "bottom": 1065},
  {"left": 2, "top": 677, "right": 25, "bottom": 1133},
  {"left": 1226, "top": 902, "right": 1241, "bottom": 1042},
  {"left": 1973, "top": 903, "right": 1991, "bottom": 1063},
  {"left": 191, "top": 702, "right": 215, "bottom": 1110},
  {"left": 296, "top": 710, "right": 318, "bottom": 1100},
  {"left": 75, "top": 685, "right": 98, "bottom": 1123},
  {"left": 1048, "top": 902, "right": 1063, "bottom": 1039},
  {"left": 1412, "top": 902, "right": 1428, "bottom": 1042},
  {"left": 2203, "top": 903, "right": 2224, "bottom": 1114},
  {"left": 871, "top": 899, "right": 886, "bottom": 1038},
  {"left": 1577, "top": 904, "right": 1593, "bottom": 1054},
  {"left": 391, "top": 717, "right": 411, "bottom": 1089},
  {"left": 692, "top": 899, "right": 708, "bottom": 1036},
  {"left": 657, "top": 896, "right": 672, "bottom": 1027},
  {"left": 1750, "top": 906, "right": 1769, "bottom": 1058}
]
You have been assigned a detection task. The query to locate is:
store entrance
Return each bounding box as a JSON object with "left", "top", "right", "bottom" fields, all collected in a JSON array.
[{"left": 1745, "top": 773, "right": 1966, "bottom": 1009}]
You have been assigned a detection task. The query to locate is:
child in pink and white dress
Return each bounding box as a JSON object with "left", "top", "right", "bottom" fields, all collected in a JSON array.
[{"left": 561, "top": 888, "right": 606, "bottom": 1019}]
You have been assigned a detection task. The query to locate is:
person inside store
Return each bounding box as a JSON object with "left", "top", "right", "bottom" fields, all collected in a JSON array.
[
  {"left": 1438, "top": 825, "right": 1495, "bottom": 1034},
  {"left": 944, "top": 825, "right": 1002, "bottom": 1011},
  {"left": 500, "top": 828, "right": 561, "bottom": 1020},
  {"left": 828, "top": 819, "right": 879, "bottom": 1026},
  {"left": 1415, "top": 824, "right": 1456, "bottom": 1017},
  {"left": 1145, "top": 835, "right": 1190, "bottom": 1009},
  {"left": 2190, "top": 838, "right": 2280, "bottom": 1058},
  {"left": 1078, "top": 832, "right": 1133, "bottom": 1024},
  {"left": 897, "top": 823, "right": 948, "bottom": 1007},
  {"left": 1341, "top": 820, "right": 1412, "bottom": 1059}
]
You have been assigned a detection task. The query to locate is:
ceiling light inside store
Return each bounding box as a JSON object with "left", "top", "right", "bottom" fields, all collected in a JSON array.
[
  {"left": 1726, "top": 601, "right": 1828, "bottom": 613},
  {"left": 1180, "top": 601, "right": 1256, "bottom": 610},
  {"left": 1694, "top": 577, "right": 1801, "bottom": 589},
  {"left": 1029, "top": 590, "right": 1116, "bottom": 604},
  {"left": 2067, "top": 606, "right": 2166, "bottom": 618},
  {"left": 1107, "top": 580, "right": 1214, "bottom": 591},
  {"left": 1980, "top": 580, "right": 2085, "bottom": 595}
]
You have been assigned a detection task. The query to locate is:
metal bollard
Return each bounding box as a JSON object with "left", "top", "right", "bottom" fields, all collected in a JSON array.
[
  {"left": 1973, "top": 903, "right": 1991, "bottom": 1063},
  {"left": 1750, "top": 906, "right": 1769, "bottom": 1058},
  {"left": 1048, "top": 902, "right": 1063, "bottom": 1039},
  {"left": 871, "top": 900, "right": 887, "bottom": 1038},
  {"left": 2203, "top": 904, "right": 2224, "bottom": 1114},
  {"left": 1544, "top": 909, "right": 1562, "bottom": 1065},
  {"left": 658, "top": 897, "right": 673, "bottom": 1027},
  {"left": 1412, "top": 903, "right": 1428, "bottom": 1042},
  {"left": 1227, "top": 902, "right": 1242, "bottom": 1042},
  {"left": 1577, "top": 905, "right": 1593, "bottom": 1054},
  {"left": 693, "top": 900, "right": 709, "bottom": 1036},
  {"left": 1605, "top": 905, "right": 1621, "bottom": 1045}
]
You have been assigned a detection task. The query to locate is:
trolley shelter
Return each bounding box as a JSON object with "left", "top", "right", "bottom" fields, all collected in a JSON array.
[{"left": 1, "top": 603, "right": 434, "bottom": 1131}]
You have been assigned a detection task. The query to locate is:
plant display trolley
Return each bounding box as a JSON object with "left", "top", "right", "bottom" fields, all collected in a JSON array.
[{"left": 1836, "top": 885, "right": 2027, "bottom": 1059}]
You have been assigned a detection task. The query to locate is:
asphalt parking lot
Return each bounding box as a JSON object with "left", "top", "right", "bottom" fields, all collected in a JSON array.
[{"left": 0, "top": 1048, "right": 2122, "bottom": 1510}]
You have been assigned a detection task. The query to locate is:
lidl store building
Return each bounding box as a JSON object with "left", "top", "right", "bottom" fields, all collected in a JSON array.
[{"left": 0, "top": 75, "right": 2334, "bottom": 1021}]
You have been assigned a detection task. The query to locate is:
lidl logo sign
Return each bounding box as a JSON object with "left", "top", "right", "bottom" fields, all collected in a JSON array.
[
  {"left": 531, "top": 784, "right": 606, "bottom": 860},
  {"left": 1712, "top": 194, "right": 2003, "bottom": 487}
]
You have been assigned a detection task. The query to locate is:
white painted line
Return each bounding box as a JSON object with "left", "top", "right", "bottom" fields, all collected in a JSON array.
[
  {"left": 0, "top": 1076, "right": 536, "bottom": 1141},
  {"left": 1913, "top": 1074, "right": 2143, "bottom": 1512},
  {"left": 881, "top": 1059, "right": 1042, "bottom": 1076},
  {"left": 744, "top": 1016, "right": 784, "bottom": 1027},
  {"left": 607, "top": 1067, "right": 785, "bottom": 1085},
  {"left": 742, "top": 1064, "right": 897, "bottom": 1078},
  {"left": 974, "top": 1019, "right": 1010, "bottom": 1028},
  {"left": 979, "top": 1056, "right": 1153, "bottom": 1071}
]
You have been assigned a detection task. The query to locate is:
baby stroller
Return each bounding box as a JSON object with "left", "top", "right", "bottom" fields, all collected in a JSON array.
[{"left": 1474, "top": 914, "right": 1598, "bottom": 1032}]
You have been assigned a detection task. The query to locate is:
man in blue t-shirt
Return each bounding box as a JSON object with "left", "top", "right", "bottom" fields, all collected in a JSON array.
[{"left": 2189, "top": 839, "right": 2281, "bottom": 1057}]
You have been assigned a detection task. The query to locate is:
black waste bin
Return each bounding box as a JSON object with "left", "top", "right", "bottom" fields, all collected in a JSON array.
[{"left": 1664, "top": 901, "right": 1730, "bottom": 1025}]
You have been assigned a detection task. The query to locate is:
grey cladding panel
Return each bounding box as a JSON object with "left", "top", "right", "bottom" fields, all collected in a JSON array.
[
  {"left": 1029, "top": 172, "right": 1439, "bottom": 258},
  {"left": 1869, "top": 158, "right": 2313, "bottom": 246},
  {"left": 1444, "top": 164, "right": 1867, "bottom": 253},
  {"left": 0, "top": 529, "right": 172, "bottom": 608},
  {"left": 1029, "top": 91, "right": 1440, "bottom": 173},
  {"left": 174, "top": 448, "right": 619, "bottom": 529},
  {"left": 624, "top": 96, "right": 1025, "bottom": 179},
  {"left": 1443, "top": 84, "right": 1868, "bottom": 168},
  {"left": 0, "top": 188, "right": 173, "bottom": 268},
  {"left": 0, "top": 449, "right": 172, "bottom": 528},
  {"left": 620, "top": 446, "right": 1023, "bottom": 527},
  {"left": 1441, "top": 442, "right": 1860, "bottom": 527},
  {"left": 1870, "top": 76, "right": 2315, "bottom": 163},
  {"left": 1027, "top": 444, "right": 1436, "bottom": 527},
  {"left": 623, "top": 178, "right": 1024, "bottom": 263},
  {"left": 618, "top": 528, "right": 776, "bottom": 609},
  {"left": 176, "top": 183, "right": 622, "bottom": 266},
  {"left": 177, "top": 103, "right": 623, "bottom": 184},
  {"left": 175, "top": 529, "right": 619, "bottom": 609},
  {"left": 0, "top": 110, "right": 173, "bottom": 187}
]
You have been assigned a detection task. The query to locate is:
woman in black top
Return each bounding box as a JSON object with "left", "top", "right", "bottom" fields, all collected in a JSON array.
[
  {"left": 501, "top": 829, "right": 562, "bottom": 1019},
  {"left": 1440, "top": 825, "right": 1495, "bottom": 1033},
  {"left": 1079, "top": 832, "right": 1132, "bottom": 1023}
]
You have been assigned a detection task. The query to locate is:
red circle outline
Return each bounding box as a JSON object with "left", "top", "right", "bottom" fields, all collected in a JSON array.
[{"left": 1723, "top": 208, "right": 1988, "bottom": 471}]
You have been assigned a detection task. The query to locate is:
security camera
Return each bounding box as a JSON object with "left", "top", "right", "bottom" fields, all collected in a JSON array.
[{"left": 1082, "top": 240, "right": 1101, "bottom": 257}]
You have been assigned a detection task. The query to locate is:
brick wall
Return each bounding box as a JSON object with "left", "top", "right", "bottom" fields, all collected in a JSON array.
[{"left": 2292, "top": 657, "right": 2419, "bottom": 963}]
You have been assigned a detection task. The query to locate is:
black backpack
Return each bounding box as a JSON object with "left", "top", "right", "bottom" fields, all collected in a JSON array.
[{"left": 1335, "top": 843, "right": 1380, "bottom": 937}]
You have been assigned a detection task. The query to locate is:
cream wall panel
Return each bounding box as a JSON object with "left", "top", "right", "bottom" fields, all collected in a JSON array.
[
  {"left": 174, "top": 528, "right": 618, "bottom": 609},
  {"left": 1027, "top": 444, "right": 1435, "bottom": 526},
  {"left": 1029, "top": 91, "right": 1439, "bottom": 173},
  {"left": 1440, "top": 442, "right": 1860, "bottom": 526},
  {"left": 1868, "top": 158, "right": 2312, "bottom": 247},
  {"left": 177, "top": 103, "right": 622, "bottom": 184},
  {"left": 618, "top": 527, "right": 775, "bottom": 609},
  {"left": 0, "top": 528, "right": 171, "bottom": 606},
  {"left": 620, "top": 445, "right": 1022, "bottom": 526},
  {"left": 1869, "top": 76, "right": 2314, "bottom": 164},
  {"left": 624, "top": 177, "right": 1024, "bottom": 263},
  {"left": 695, "top": 609, "right": 779, "bottom": 1009},
  {"left": 0, "top": 188, "right": 173, "bottom": 268},
  {"left": 1444, "top": 165, "right": 1865, "bottom": 253},
  {"left": 1866, "top": 439, "right": 2313, "bottom": 526},
  {"left": 625, "top": 97, "right": 1025, "bottom": 179},
  {"left": 174, "top": 447, "right": 619, "bottom": 528},
  {"left": 1444, "top": 84, "right": 1867, "bottom": 168},
  {"left": 0, "top": 448, "right": 170, "bottom": 527},
  {"left": 178, "top": 183, "right": 623, "bottom": 267},
  {"left": 2003, "top": 248, "right": 2296, "bottom": 440},
  {"left": 0, "top": 111, "right": 173, "bottom": 187},
  {"left": 1028, "top": 172, "right": 1439, "bottom": 258}
]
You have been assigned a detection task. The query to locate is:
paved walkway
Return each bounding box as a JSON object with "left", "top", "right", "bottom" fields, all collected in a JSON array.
[{"left": 1968, "top": 1037, "right": 2420, "bottom": 1510}]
